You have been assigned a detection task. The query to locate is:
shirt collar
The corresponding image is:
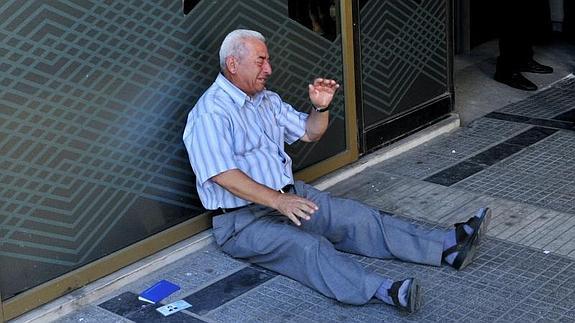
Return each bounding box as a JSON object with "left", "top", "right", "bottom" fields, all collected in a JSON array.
[{"left": 215, "top": 73, "right": 265, "bottom": 108}]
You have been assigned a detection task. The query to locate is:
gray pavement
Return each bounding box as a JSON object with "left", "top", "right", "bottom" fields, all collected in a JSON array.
[{"left": 22, "top": 41, "right": 575, "bottom": 322}]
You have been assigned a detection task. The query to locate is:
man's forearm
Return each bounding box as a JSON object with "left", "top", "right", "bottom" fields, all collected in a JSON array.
[
  {"left": 303, "top": 108, "right": 329, "bottom": 142},
  {"left": 211, "top": 169, "right": 282, "bottom": 208}
]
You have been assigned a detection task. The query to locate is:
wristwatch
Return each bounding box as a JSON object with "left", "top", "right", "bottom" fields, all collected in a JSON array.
[{"left": 313, "top": 105, "right": 329, "bottom": 113}]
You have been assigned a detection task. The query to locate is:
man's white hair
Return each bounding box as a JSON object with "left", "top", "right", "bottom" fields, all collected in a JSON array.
[{"left": 219, "top": 29, "right": 266, "bottom": 71}]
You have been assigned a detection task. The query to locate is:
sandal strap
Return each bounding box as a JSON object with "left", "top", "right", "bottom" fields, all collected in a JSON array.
[
  {"left": 388, "top": 280, "right": 404, "bottom": 307},
  {"left": 443, "top": 221, "right": 475, "bottom": 259},
  {"left": 453, "top": 216, "right": 481, "bottom": 243},
  {"left": 442, "top": 243, "right": 463, "bottom": 259},
  {"left": 454, "top": 222, "right": 468, "bottom": 243},
  {"left": 455, "top": 216, "right": 481, "bottom": 229}
]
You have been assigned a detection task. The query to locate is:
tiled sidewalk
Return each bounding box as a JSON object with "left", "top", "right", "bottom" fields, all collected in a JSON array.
[
  {"left": 61, "top": 239, "right": 575, "bottom": 322},
  {"left": 55, "top": 76, "right": 575, "bottom": 322}
]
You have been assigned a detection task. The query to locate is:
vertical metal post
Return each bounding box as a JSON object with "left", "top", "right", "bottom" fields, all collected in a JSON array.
[
  {"left": 447, "top": 0, "right": 456, "bottom": 100},
  {"left": 351, "top": 0, "right": 365, "bottom": 154},
  {"left": 340, "top": 0, "right": 359, "bottom": 162}
]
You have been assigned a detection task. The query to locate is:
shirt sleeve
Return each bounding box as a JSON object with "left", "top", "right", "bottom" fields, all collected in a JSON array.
[
  {"left": 183, "top": 112, "right": 238, "bottom": 185},
  {"left": 270, "top": 93, "right": 308, "bottom": 144}
]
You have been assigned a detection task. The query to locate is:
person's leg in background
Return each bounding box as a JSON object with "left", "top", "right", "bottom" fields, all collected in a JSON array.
[
  {"left": 494, "top": 0, "right": 553, "bottom": 91},
  {"left": 563, "top": 0, "right": 575, "bottom": 43}
]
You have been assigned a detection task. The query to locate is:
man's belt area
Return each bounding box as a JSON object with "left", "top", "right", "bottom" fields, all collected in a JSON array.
[{"left": 214, "top": 184, "right": 294, "bottom": 215}]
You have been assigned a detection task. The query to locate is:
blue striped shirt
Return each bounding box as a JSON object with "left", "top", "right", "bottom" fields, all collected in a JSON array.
[{"left": 183, "top": 73, "right": 308, "bottom": 210}]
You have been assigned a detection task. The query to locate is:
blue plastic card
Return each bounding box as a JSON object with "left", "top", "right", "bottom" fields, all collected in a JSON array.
[{"left": 138, "top": 280, "right": 180, "bottom": 304}]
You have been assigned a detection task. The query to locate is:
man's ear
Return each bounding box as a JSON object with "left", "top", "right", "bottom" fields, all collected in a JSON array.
[{"left": 226, "top": 56, "right": 237, "bottom": 74}]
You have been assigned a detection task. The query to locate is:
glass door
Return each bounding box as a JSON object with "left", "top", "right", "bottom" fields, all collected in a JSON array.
[{"left": 356, "top": 0, "right": 453, "bottom": 152}]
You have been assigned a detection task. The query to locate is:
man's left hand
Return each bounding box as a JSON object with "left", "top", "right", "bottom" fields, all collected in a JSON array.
[{"left": 308, "top": 78, "right": 340, "bottom": 110}]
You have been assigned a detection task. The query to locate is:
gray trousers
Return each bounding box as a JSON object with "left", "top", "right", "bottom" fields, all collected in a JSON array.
[{"left": 212, "top": 181, "right": 446, "bottom": 305}]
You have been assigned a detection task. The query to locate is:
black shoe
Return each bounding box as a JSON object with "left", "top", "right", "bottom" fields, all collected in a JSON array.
[
  {"left": 520, "top": 59, "right": 553, "bottom": 74},
  {"left": 389, "top": 278, "right": 422, "bottom": 314},
  {"left": 443, "top": 208, "right": 492, "bottom": 270},
  {"left": 494, "top": 72, "right": 538, "bottom": 91}
]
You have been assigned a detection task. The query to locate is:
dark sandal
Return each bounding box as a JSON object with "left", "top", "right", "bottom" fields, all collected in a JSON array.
[
  {"left": 389, "top": 278, "right": 421, "bottom": 313},
  {"left": 443, "top": 208, "right": 492, "bottom": 270}
]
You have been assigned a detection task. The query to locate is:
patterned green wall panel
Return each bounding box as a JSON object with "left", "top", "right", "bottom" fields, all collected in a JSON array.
[
  {"left": 359, "top": 0, "right": 449, "bottom": 129},
  {"left": 0, "top": 0, "right": 346, "bottom": 300}
]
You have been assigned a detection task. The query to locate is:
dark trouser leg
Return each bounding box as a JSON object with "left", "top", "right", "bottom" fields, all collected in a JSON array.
[{"left": 496, "top": 0, "right": 535, "bottom": 77}]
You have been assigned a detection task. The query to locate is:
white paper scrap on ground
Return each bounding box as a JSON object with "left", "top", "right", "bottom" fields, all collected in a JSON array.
[
  {"left": 543, "top": 250, "right": 550, "bottom": 254},
  {"left": 156, "top": 300, "right": 192, "bottom": 317}
]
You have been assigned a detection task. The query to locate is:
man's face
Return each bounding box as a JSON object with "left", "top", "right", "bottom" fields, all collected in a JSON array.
[{"left": 229, "top": 38, "right": 272, "bottom": 96}]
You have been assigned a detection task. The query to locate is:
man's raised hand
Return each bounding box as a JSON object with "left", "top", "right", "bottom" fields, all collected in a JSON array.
[{"left": 308, "top": 78, "right": 340, "bottom": 110}]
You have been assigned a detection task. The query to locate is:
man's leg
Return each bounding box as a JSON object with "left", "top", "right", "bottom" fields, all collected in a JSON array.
[
  {"left": 216, "top": 211, "right": 386, "bottom": 305},
  {"left": 295, "top": 181, "right": 445, "bottom": 266}
]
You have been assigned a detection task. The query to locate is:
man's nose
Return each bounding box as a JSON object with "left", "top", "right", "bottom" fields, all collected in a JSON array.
[{"left": 263, "top": 61, "right": 272, "bottom": 74}]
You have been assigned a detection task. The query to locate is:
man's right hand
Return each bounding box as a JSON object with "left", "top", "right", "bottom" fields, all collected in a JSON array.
[
  {"left": 273, "top": 193, "right": 318, "bottom": 226},
  {"left": 212, "top": 169, "right": 318, "bottom": 226}
]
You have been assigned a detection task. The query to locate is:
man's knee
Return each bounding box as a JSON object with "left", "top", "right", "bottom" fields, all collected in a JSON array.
[{"left": 297, "top": 235, "right": 336, "bottom": 261}]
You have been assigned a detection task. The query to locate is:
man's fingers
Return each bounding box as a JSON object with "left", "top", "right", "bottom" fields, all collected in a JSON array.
[
  {"left": 297, "top": 199, "right": 318, "bottom": 216},
  {"left": 293, "top": 199, "right": 318, "bottom": 222},
  {"left": 313, "top": 78, "right": 338, "bottom": 88},
  {"left": 287, "top": 213, "right": 302, "bottom": 226},
  {"left": 286, "top": 194, "right": 317, "bottom": 210},
  {"left": 294, "top": 208, "right": 311, "bottom": 221},
  {"left": 276, "top": 194, "right": 319, "bottom": 225}
]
